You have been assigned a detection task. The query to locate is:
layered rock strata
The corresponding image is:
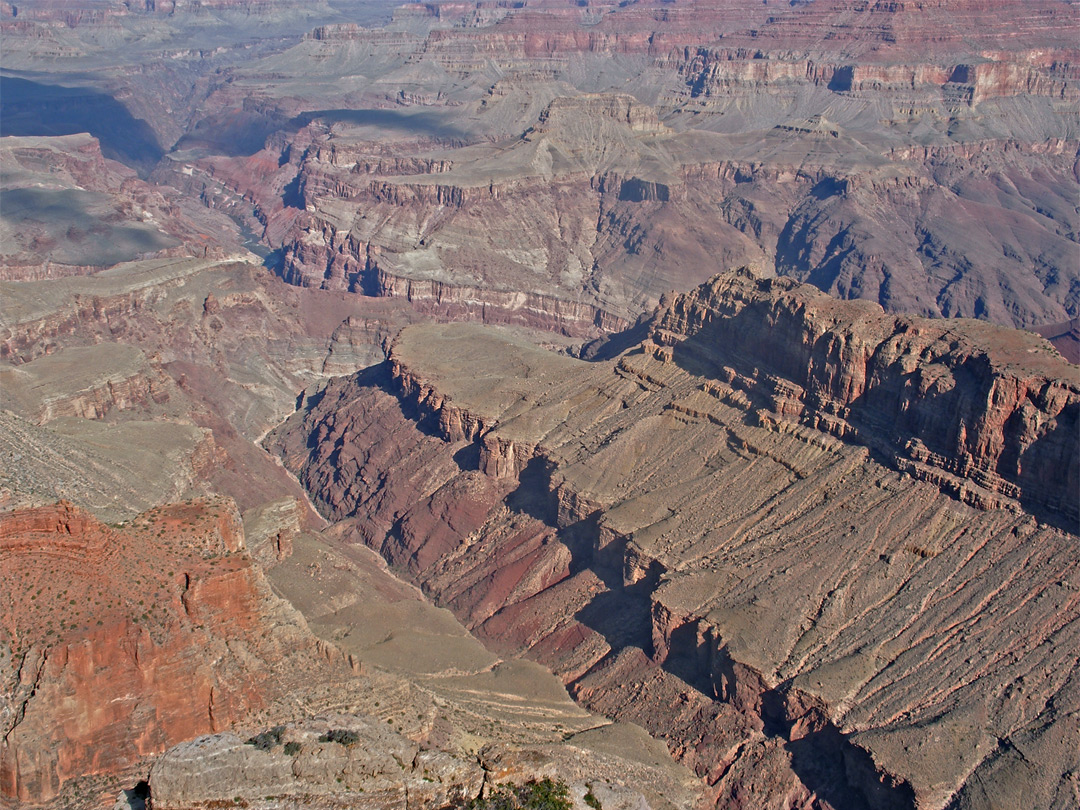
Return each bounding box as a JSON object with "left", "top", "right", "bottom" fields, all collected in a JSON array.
[
  {"left": 0, "top": 498, "right": 349, "bottom": 804},
  {"left": 0, "top": 255, "right": 420, "bottom": 518},
  {"left": 0, "top": 135, "right": 243, "bottom": 277},
  {"left": 270, "top": 270, "right": 1080, "bottom": 809},
  {"left": 148, "top": 715, "right": 665, "bottom": 810},
  {"left": 167, "top": 0, "right": 1080, "bottom": 330},
  {"left": 649, "top": 269, "right": 1079, "bottom": 525}
]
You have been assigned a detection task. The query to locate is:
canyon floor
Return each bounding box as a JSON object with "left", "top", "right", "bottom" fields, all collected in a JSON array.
[{"left": 1, "top": 1, "right": 1079, "bottom": 809}]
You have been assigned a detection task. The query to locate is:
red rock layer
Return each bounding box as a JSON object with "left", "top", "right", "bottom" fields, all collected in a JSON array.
[
  {"left": 269, "top": 273, "right": 1079, "bottom": 808},
  {"left": 0, "top": 499, "right": 323, "bottom": 803}
]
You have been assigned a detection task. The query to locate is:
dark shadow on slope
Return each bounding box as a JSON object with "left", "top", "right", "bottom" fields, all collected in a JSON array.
[
  {"left": 116, "top": 780, "right": 150, "bottom": 810},
  {"left": 451, "top": 442, "right": 481, "bottom": 472},
  {"left": 288, "top": 108, "right": 472, "bottom": 144},
  {"left": 788, "top": 726, "right": 917, "bottom": 810},
  {"left": 573, "top": 581, "right": 654, "bottom": 654},
  {"left": 1006, "top": 403, "right": 1079, "bottom": 533},
  {"left": 172, "top": 108, "right": 291, "bottom": 158},
  {"left": 505, "top": 456, "right": 559, "bottom": 523},
  {"left": 578, "top": 317, "right": 651, "bottom": 361},
  {"left": 173, "top": 105, "right": 473, "bottom": 160},
  {"left": 281, "top": 174, "right": 305, "bottom": 209},
  {"left": 0, "top": 76, "right": 164, "bottom": 175}
]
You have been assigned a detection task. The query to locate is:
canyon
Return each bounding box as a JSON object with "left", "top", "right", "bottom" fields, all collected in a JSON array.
[
  {"left": 269, "top": 269, "right": 1079, "bottom": 810},
  {"left": 0, "top": 0, "right": 1078, "bottom": 808}
]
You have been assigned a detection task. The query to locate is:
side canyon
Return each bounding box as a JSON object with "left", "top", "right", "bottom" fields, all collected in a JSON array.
[{"left": 270, "top": 270, "right": 1080, "bottom": 810}]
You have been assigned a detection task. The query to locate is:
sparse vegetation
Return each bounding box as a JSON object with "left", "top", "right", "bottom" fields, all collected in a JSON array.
[
  {"left": 319, "top": 729, "right": 360, "bottom": 746},
  {"left": 461, "top": 778, "right": 572, "bottom": 810},
  {"left": 245, "top": 726, "right": 285, "bottom": 751}
]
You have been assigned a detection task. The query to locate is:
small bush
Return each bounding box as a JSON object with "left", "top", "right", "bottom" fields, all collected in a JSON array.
[
  {"left": 319, "top": 729, "right": 361, "bottom": 746},
  {"left": 246, "top": 726, "right": 285, "bottom": 751},
  {"left": 584, "top": 787, "right": 602, "bottom": 810},
  {"left": 464, "top": 778, "right": 572, "bottom": 810},
  {"left": 283, "top": 741, "right": 302, "bottom": 756}
]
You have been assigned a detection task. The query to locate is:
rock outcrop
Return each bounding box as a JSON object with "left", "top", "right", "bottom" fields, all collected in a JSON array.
[
  {"left": 649, "top": 269, "right": 1080, "bottom": 525},
  {"left": 148, "top": 716, "right": 481, "bottom": 810},
  {"left": 270, "top": 270, "right": 1080, "bottom": 809},
  {"left": 2, "top": 3, "right": 1079, "bottom": 808},
  {"left": 148, "top": 714, "right": 674, "bottom": 810},
  {"left": 0, "top": 135, "right": 241, "bottom": 276},
  {"left": 0, "top": 498, "right": 341, "bottom": 803}
]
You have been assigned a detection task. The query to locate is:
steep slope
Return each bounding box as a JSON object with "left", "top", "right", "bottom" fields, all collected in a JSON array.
[
  {"left": 270, "top": 269, "right": 1080, "bottom": 809},
  {"left": 0, "top": 498, "right": 350, "bottom": 804},
  {"left": 3, "top": 0, "right": 1076, "bottom": 328}
]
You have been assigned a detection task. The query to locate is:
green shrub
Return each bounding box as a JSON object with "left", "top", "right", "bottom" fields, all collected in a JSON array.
[
  {"left": 464, "top": 778, "right": 572, "bottom": 810},
  {"left": 283, "top": 742, "right": 302, "bottom": 756},
  {"left": 319, "top": 729, "right": 361, "bottom": 746},
  {"left": 245, "top": 726, "right": 285, "bottom": 751}
]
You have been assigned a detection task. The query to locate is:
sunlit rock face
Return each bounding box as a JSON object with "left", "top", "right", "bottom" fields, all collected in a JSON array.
[
  {"left": 0, "top": 499, "right": 337, "bottom": 803},
  {"left": 271, "top": 270, "right": 1079, "bottom": 810}
]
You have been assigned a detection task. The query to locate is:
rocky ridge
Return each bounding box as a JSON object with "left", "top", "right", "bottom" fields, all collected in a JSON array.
[
  {"left": 161, "top": 0, "right": 1080, "bottom": 331},
  {"left": 649, "top": 269, "right": 1079, "bottom": 525},
  {"left": 270, "top": 269, "right": 1080, "bottom": 809},
  {"left": 3, "top": 0, "right": 1076, "bottom": 330},
  {"left": 1, "top": 3, "right": 1079, "bottom": 808}
]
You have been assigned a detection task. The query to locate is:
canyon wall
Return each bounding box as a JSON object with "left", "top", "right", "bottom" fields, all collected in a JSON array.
[
  {"left": 270, "top": 270, "right": 1079, "bottom": 809},
  {"left": 162, "top": 0, "right": 1079, "bottom": 331},
  {"left": 0, "top": 498, "right": 347, "bottom": 803},
  {"left": 651, "top": 269, "right": 1079, "bottom": 525}
]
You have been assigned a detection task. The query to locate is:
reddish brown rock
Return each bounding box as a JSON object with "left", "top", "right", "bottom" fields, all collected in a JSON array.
[
  {"left": 270, "top": 274, "right": 1080, "bottom": 809},
  {"left": 0, "top": 498, "right": 333, "bottom": 804}
]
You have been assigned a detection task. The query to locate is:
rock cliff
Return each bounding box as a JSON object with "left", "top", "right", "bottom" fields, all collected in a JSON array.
[
  {"left": 158, "top": 0, "right": 1079, "bottom": 331},
  {"left": 0, "top": 499, "right": 343, "bottom": 803},
  {"left": 3, "top": 0, "right": 1076, "bottom": 328},
  {"left": 270, "top": 270, "right": 1080, "bottom": 809},
  {"left": 649, "top": 269, "right": 1079, "bottom": 525}
]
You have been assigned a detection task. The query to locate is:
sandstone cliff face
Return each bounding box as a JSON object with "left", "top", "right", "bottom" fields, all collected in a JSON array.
[
  {"left": 270, "top": 274, "right": 1080, "bottom": 810},
  {"left": 0, "top": 498, "right": 336, "bottom": 803},
  {"left": 650, "top": 269, "right": 1080, "bottom": 525}
]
